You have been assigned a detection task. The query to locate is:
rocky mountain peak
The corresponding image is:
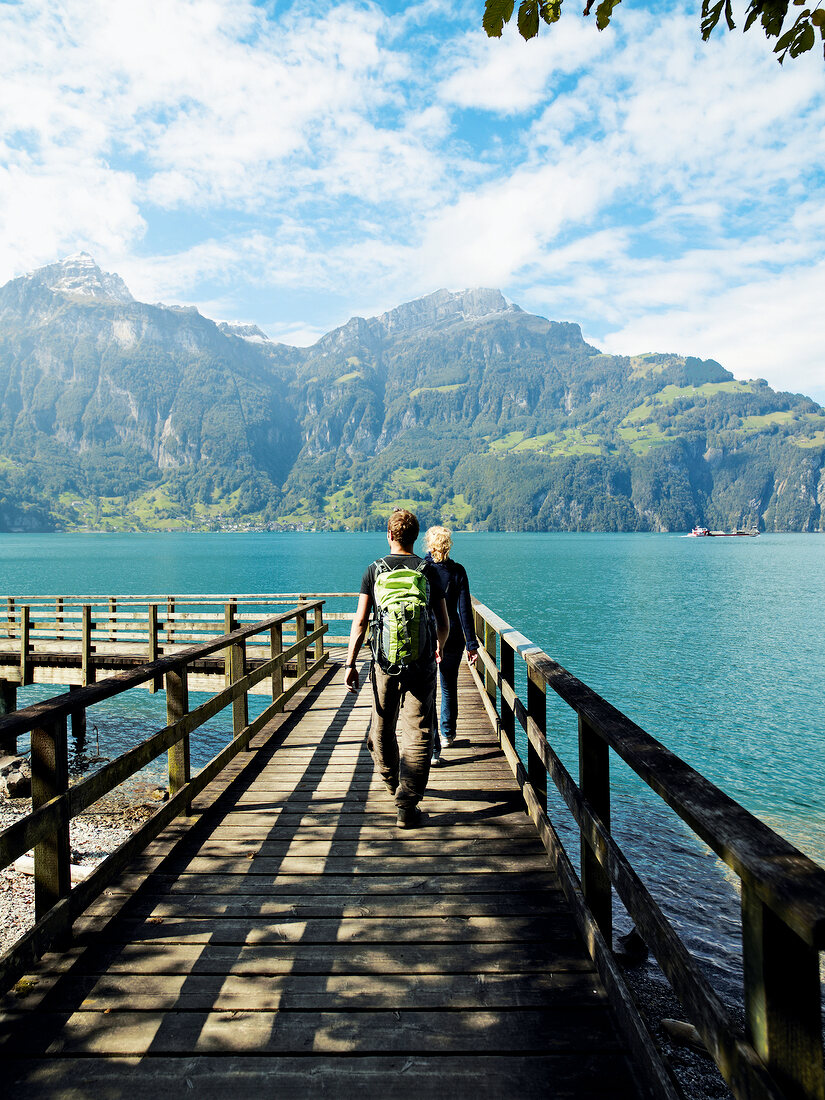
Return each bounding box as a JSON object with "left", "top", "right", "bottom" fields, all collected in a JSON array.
[
  {"left": 314, "top": 288, "right": 517, "bottom": 356},
  {"left": 217, "top": 320, "right": 271, "bottom": 344},
  {"left": 376, "top": 288, "right": 515, "bottom": 337},
  {"left": 30, "top": 252, "right": 134, "bottom": 304}
]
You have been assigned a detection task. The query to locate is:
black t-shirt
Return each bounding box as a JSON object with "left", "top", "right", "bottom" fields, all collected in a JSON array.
[{"left": 360, "top": 553, "right": 445, "bottom": 608}]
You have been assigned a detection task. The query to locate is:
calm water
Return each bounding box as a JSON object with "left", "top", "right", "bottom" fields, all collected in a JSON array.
[{"left": 1, "top": 531, "right": 823, "bottom": 1003}]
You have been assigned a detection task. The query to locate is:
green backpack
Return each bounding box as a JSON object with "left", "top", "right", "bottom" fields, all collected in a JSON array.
[{"left": 370, "top": 558, "right": 434, "bottom": 674}]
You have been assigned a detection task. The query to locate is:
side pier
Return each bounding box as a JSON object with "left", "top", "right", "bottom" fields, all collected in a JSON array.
[{"left": 0, "top": 593, "right": 822, "bottom": 1099}]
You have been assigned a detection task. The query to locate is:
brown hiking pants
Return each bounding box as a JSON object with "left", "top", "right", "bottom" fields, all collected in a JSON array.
[{"left": 367, "top": 659, "right": 436, "bottom": 809}]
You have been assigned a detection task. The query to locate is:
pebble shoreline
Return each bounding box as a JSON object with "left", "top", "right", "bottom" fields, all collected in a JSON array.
[
  {"left": 0, "top": 793, "right": 732, "bottom": 1099},
  {"left": 0, "top": 794, "right": 153, "bottom": 957}
]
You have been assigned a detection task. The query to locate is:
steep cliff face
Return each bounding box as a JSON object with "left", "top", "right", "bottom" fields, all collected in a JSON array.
[
  {"left": 0, "top": 258, "right": 823, "bottom": 531},
  {"left": 0, "top": 256, "right": 303, "bottom": 522}
]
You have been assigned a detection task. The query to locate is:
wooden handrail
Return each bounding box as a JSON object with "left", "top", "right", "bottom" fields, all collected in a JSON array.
[
  {"left": 0, "top": 602, "right": 322, "bottom": 740},
  {"left": 0, "top": 600, "right": 329, "bottom": 994},
  {"left": 471, "top": 597, "right": 825, "bottom": 1100}
]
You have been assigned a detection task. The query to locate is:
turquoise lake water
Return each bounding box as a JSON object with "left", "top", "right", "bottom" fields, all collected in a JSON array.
[{"left": 1, "top": 531, "right": 823, "bottom": 1003}]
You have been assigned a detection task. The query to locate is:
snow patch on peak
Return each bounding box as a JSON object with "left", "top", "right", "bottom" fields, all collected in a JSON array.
[
  {"left": 33, "top": 253, "right": 133, "bottom": 304},
  {"left": 217, "top": 321, "right": 271, "bottom": 344}
]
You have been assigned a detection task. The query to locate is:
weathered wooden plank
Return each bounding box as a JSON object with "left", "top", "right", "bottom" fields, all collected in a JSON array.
[
  {"left": 184, "top": 838, "right": 546, "bottom": 857},
  {"left": 211, "top": 807, "right": 531, "bottom": 825},
  {"left": 205, "top": 821, "right": 540, "bottom": 839},
  {"left": 0, "top": 1054, "right": 638, "bottom": 1099},
  {"left": 48, "top": 941, "right": 598, "bottom": 976},
  {"left": 8, "top": 970, "right": 603, "bottom": 1013},
  {"left": 230, "top": 795, "right": 524, "bottom": 812},
  {"left": 3, "top": 1007, "right": 624, "bottom": 1057},
  {"left": 91, "top": 913, "right": 570, "bottom": 946},
  {"left": 131, "top": 854, "right": 552, "bottom": 875},
  {"left": 108, "top": 891, "right": 561, "bottom": 920},
  {"left": 105, "top": 870, "right": 560, "bottom": 896}
]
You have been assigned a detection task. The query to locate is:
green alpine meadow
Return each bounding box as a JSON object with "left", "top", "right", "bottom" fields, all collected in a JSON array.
[{"left": 1, "top": 255, "right": 823, "bottom": 534}]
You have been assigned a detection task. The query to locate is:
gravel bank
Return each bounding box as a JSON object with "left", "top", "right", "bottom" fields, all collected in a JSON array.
[{"left": 0, "top": 792, "right": 154, "bottom": 956}]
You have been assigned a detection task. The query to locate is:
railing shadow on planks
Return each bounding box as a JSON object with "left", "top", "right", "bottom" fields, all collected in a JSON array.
[
  {"left": 470, "top": 597, "right": 825, "bottom": 1100},
  {"left": 0, "top": 592, "right": 823, "bottom": 1100},
  {"left": 0, "top": 597, "right": 335, "bottom": 993}
]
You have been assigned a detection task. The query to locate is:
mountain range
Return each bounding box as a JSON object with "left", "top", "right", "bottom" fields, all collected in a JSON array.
[{"left": 0, "top": 254, "right": 823, "bottom": 533}]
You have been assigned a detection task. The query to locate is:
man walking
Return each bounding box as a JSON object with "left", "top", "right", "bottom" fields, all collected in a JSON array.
[{"left": 344, "top": 509, "right": 449, "bottom": 828}]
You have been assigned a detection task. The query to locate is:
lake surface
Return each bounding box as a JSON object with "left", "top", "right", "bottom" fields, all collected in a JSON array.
[{"left": 1, "top": 530, "right": 823, "bottom": 1004}]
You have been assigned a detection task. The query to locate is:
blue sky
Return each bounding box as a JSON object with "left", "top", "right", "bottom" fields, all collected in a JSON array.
[{"left": 2, "top": 0, "right": 824, "bottom": 400}]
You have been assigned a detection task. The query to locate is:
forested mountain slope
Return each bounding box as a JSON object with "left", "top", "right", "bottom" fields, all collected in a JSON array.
[{"left": 0, "top": 257, "right": 823, "bottom": 532}]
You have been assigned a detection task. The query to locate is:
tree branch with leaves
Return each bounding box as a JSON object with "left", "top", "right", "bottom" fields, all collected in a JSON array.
[{"left": 482, "top": 0, "right": 825, "bottom": 62}]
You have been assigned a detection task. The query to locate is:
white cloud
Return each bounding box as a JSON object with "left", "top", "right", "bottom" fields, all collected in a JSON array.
[
  {"left": 438, "top": 19, "right": 609, "bottom": 115},
  {"left": 603, "top": 261, "right": 825, "bottom": 400},
  {"left": 1, "top": 0, "right": 823, "bottom": 400}
]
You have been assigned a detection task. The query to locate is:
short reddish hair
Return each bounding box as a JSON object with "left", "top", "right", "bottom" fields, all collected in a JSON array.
[{"left": 388, "top": 509, "right": 419, "bottom": 547}]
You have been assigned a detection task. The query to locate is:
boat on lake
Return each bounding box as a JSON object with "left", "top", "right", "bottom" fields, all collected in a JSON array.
[{"left": 689, "top": 526, "right": 759, "bottom": 537}]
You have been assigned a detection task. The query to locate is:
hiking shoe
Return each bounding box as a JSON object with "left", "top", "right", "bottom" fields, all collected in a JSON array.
[
  {"left": 440, "top": 734, "right": 455, "bottom": 748},
  {"left": 396, "top": 805, "right": 423, "bottom": 829},
  {"left": 430, "top": 753, "right": 442, "bottom": 767}
]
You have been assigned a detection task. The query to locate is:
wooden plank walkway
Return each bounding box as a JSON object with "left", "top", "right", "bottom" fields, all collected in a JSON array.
[{"left": 0, "top": 660, "right": 644, "bottom": 1098}]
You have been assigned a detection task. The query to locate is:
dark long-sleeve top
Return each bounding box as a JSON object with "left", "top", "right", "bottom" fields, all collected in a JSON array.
[{"left": 424, "top": 553, "right": 479, "bottom": 654}]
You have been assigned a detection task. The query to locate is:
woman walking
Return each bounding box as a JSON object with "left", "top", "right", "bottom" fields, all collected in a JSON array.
[{"left": 423, "top": 526, "right": 479, "bottom": 765}]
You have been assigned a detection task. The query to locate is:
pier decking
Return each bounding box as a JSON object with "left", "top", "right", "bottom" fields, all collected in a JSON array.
[
  {"left": 0, "top": 660, "right": 641, "bottom": 1098},
  {"left": 1, "top": 592, "right": 823, "bottom": 1100}
]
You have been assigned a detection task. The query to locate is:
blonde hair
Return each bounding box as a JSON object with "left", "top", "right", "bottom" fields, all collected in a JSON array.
[{"left": 425, "top": 525, "right": 452, "bottom": 563}]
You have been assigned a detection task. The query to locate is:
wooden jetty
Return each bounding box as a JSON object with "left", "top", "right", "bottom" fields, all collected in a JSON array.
[{"left": 0, "top": 594, "right": 823, "bottom": 1099}]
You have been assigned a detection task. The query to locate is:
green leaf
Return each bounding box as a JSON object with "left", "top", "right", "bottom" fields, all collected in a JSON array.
[
  {"left": 761, "top": 0, "right": 790, "bottom": 37},
  {"left": 540, "top": 0, "right": 563, "bottom": 23},
  {"left": 790, "top": 19, "right": 816, "bottom": 49},
  {"left": 483, "top": 0, "right": 516, "bottom": 38},
  {"left": 701, "top": 0, "right": 726, "bottom": 39},
  {"left": 517, "top": 0, "right": 541, "bottom": 38},
  {"left": 743, "top": 1, "right": 763, "bottom": 32},
  {"left": 595, "top": 0, "right": 621, "bottom": 30}
]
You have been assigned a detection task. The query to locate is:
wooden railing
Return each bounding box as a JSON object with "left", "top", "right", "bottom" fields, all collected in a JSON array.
[
  {"left": 0, "top": 593, "right": 355, "bottom": 681},
  {"left": 471, "top": 598, "right": 825, "bottom": 1100},
  {"left": 0, "top": 599, "right": 328, "bottom": 993}
]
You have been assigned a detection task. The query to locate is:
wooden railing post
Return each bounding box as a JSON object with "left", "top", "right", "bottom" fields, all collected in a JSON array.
[
  {"left": 314, "top": 603, "right": 324, "bottom": 661},
  {"left": 224, "top": 602, "right": 237, "bottom": 687},
  {"left": 578, "top": 714, "right": 612, "bottom": 944},
  {"left": 166, "top": 596, "right": 175, "bottom": 646},
  {"left": 55, "top": 597, "right": 63, "bottom": 642},
  {"left": 148, "top": 604, "right": 160, "bottom": 694},
  {"left": 230, "top": 637, "right": 248, "bottom": 737},
  {"left": 31, "top": 715, "right": 71, "bottom": 938},
  {"left": 0, "top": 680, "right": 18, "bottom": 755},
  {"left": 5, "top": 596, "right": 13, "bottom": 640},
  {"left": 270, "top": 622, "right": 284, "bottom": 704},
  {"left": 296, "top": 609, "right": 307, "bottom": 678},
  {"left": 166, "top": 663, "right": 191, "bottom": 814},
  {"left": 69, "top": 686, "right": 86, "bottom": 747},
  {"left": 742, "top": 882, "right": 825, "bottom": 1100},
  {"left": 19, "top": 605, "right": 30, "bottom": 687},
  {"left": 81, "top": 604, "right": 94, "bottom": 686},
  {"left": 109, "top": 596, "right": 116, "bottom": 642},
  {"left": 527, "top": 666, "right": 548, "bottom": 814},
  {"left": 483, "top": 618, "right": 497, "bottom": 720},
  {"left": 500, "top": 636, "right": 515, "bottom": 754}
]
